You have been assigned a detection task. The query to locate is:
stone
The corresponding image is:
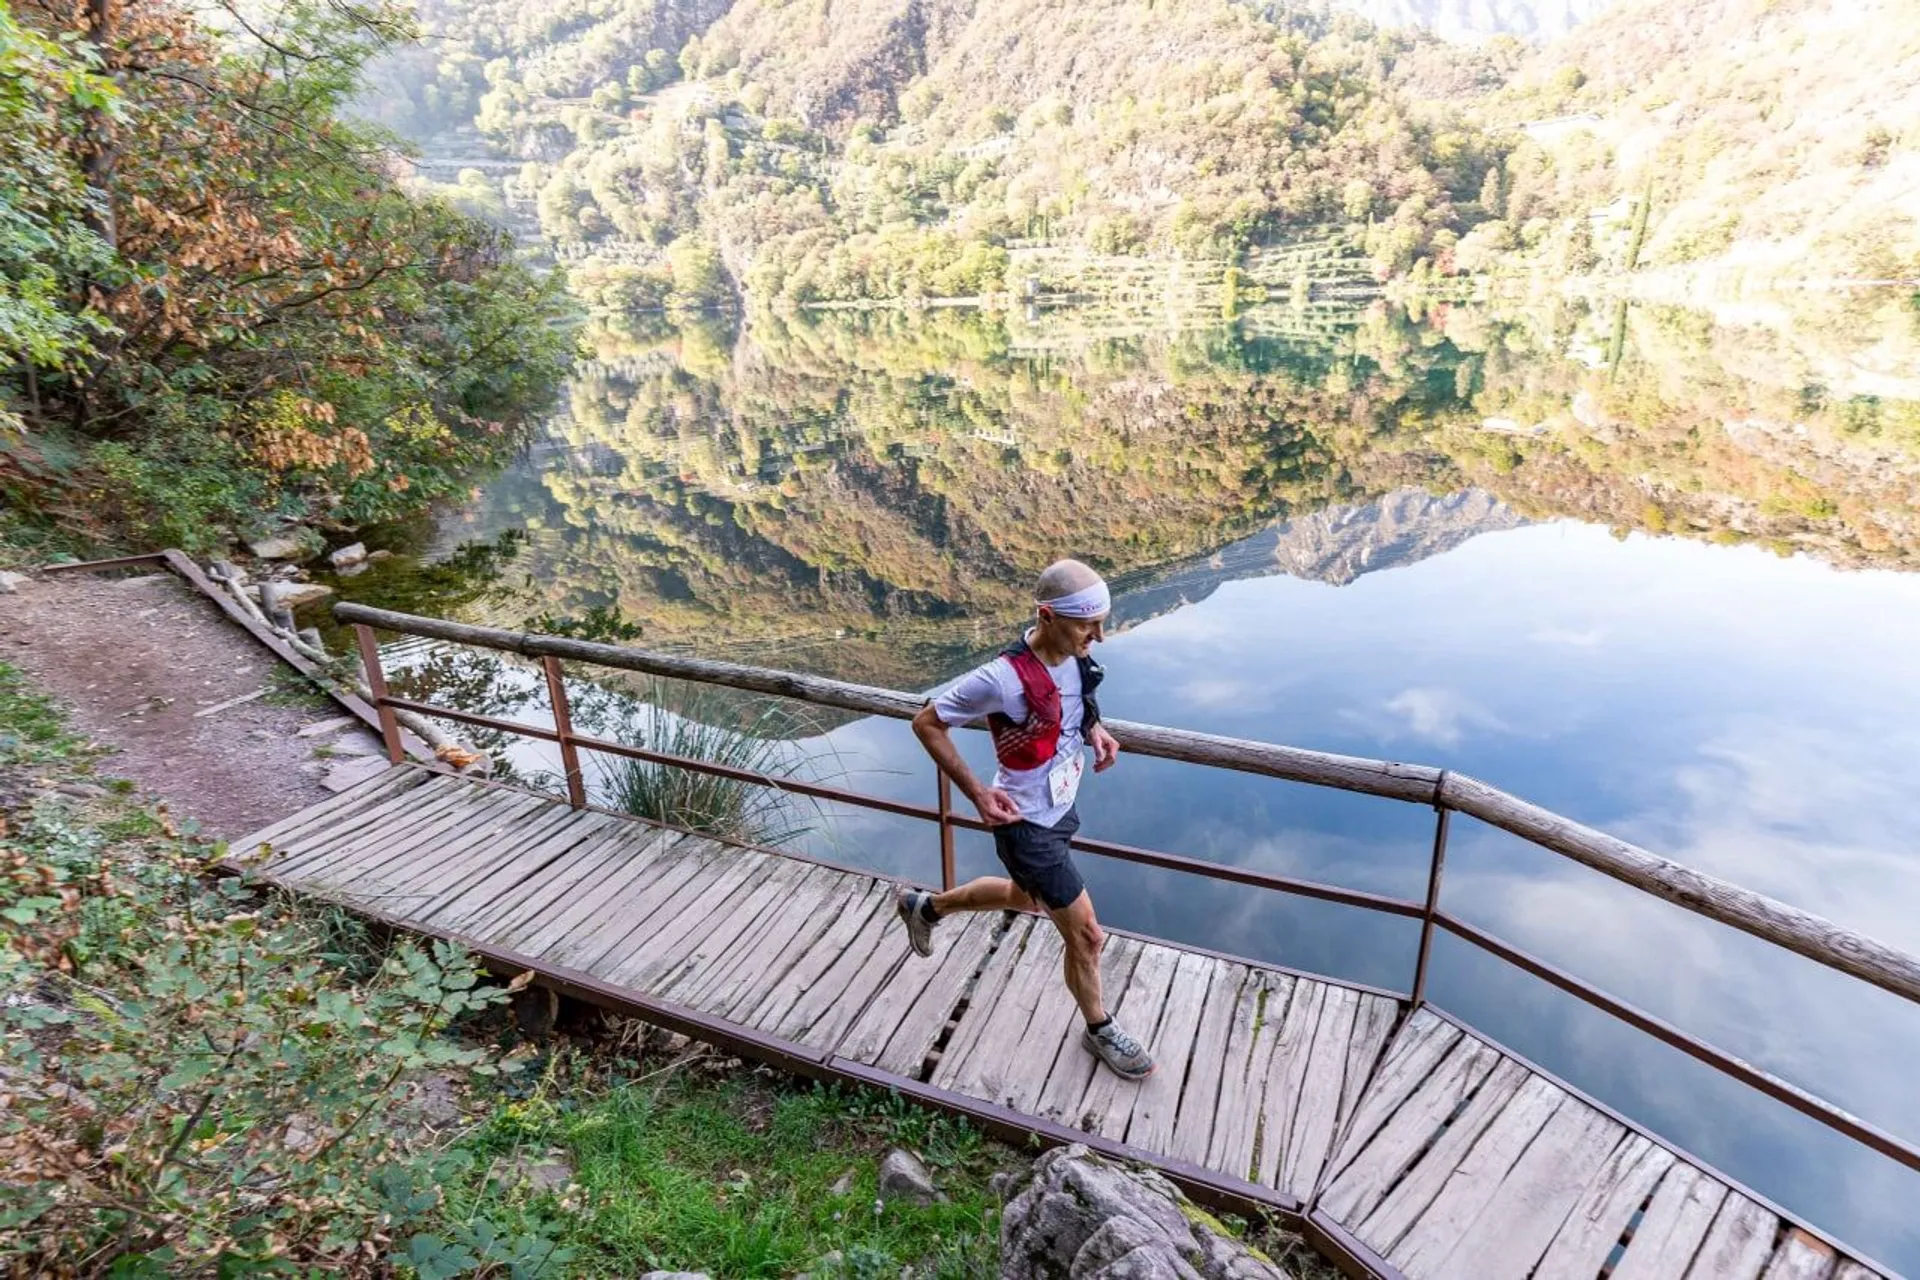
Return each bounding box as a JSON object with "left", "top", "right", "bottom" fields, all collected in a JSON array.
[
  {"left": 246, "top": 530, "right": 320, "bottom": 562},
  {"left": 499, "top": 1150, "right": 573, "bottom": 1193},
  {"left": 55, "top": 781, "right": 108, "bottom": 800},
  {"left": 990, "top": 1167, "right": 1028, "bottom": 1203},
  {"left": 0, "top": 571, "right": 27, "bottom": 594},
  {"left": 877, "top": 1148, "right": 943, "bottom": 1206},
  {"left": 830, "top": 1169, "right": 855, "bottom": 1197},
  {"left": 267, "top": 581, "right": 333, "bottom": 610},
  {"left": 328, "top": 541, "right": 368, "bottom": 569},
  {"left": 999, "top": 1145, "right": 1292, "bottom": 1280},
  {"left": 367, "top": 548, "right": 394, "bottom": 562},
  {"left": 638, "top": 1273, "right": 711, "bottom": 1280}
]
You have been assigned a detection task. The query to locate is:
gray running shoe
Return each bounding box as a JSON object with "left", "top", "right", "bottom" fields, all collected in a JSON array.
[
  {"left": 1083, "top": 1021, "right": 1155, "bottom": 1080},
  {"left": 896, "top": 887, "right": 936, "bottom": 958}
]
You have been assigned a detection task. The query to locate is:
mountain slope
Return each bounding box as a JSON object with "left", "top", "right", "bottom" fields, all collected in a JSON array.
[{"left": 1337, "top": 0, "right": 1610, "bottom": 43}]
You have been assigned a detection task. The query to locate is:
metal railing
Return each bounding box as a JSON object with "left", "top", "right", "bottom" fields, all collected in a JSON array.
[{"left": 335, "top": 602, "right": 1920, "bottom": 1180}]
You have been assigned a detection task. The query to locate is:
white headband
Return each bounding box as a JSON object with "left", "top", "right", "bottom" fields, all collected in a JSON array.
[{"left": 1040, "top": 580, "right": 1110, "bottom": 618}]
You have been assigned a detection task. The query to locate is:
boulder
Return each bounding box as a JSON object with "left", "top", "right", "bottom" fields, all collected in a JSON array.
[
  {"left": 0, "top": 571, "right": 26, "bottom": 594},
  {"left": 266, "top": 580, "right": 333, "bottom": 610},
  {"left": 1000, "top": 1145, "right": 1292, "bottom": 1280},
  {"left": 246, "top": 530, "right": 321, "bottom": 562},
  {"left": 328, "top": 541, "right": 367, "bottom": 569},
  {"left": 878, "top": 1148, "right": 943, "bottom": 1205}
]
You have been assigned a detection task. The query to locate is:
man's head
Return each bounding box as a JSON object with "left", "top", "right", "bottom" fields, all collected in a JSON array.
[{"left": 1034, "top": 559, "right": 1110, "bottom": 657}]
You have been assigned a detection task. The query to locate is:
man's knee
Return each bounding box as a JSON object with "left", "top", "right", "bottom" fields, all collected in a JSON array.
[{"left": 1062, "top": 910, "right": 1103, "bottom": 958}]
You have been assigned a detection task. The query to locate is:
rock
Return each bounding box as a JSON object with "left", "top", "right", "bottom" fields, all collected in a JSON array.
[
  {"left": 297, "top": 715, "right": 358, "bottom": 738},
  {"left": 990, "top": 1167, "right": 1028, "bottom": 1203},
  {"left": 266, "top": 580, "right": 333, "bottom": 610},
  {"left": 1000, "top": 1145, "right": 1292, "bottom": 1280},
  {"left": 638, "top": 1273, "right": 711, "bottom": 1280},
  {"left": 499, "top": 1150, "right": 573, "bottom": 1193},
  {"left": 55, "top": 781, "right": 107, "bottom": 800},
  {"left": 830, "top": 1169, "right": 856, "bottom": 1197},
  {"left": 328, "top": 542, "right": 367, "bottom": 569},
  {"left": 878, "top": 1148, "right": 943, "bottom": 1206},
  {"left": 0, "top": 571, "right": 28, "bottom": 594},
  {"left": 367, "top": 548, "right": 394, "bottom": 562},
  {"left": 246, "top": 530, "right": 321, "bottom": 562}
]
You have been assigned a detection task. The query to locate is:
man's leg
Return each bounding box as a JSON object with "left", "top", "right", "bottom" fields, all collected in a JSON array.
[
  {"left": 895, "top": 875, "right": 1038, "bottom": 958},
  {"left": 1046, "top": 889, "right": 1107, "bottom": 1024}
]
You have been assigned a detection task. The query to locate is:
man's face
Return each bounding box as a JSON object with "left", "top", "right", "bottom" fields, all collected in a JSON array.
[{"left": 1040, "top": 607, "right": 1107, "bottom": 656}]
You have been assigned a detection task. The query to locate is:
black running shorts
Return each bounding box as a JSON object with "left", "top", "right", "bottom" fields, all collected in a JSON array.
[{"left": 993, "top": 806, "right": 1085, "bottom": 910}]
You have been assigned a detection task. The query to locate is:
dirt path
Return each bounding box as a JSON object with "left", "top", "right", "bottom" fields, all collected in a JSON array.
[{"left": 0, "top": 570, "right": 389, "bottom": 841}]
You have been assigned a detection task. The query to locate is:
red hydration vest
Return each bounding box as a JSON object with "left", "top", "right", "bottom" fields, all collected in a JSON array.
[{"left": 987, "top": 638, "right": 1104, "bottom": 771}]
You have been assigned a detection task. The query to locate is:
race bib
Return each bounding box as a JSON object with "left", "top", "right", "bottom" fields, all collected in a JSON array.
[{"left": 1048, "top": 750, "right": 1085, "bottom": 807}]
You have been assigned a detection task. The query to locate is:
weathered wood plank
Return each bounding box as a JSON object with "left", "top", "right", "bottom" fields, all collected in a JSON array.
[
  {"left": 265, "top": 775, "right": 478, "bottom": 879},
  {"left": 569, "top": 839, "right": 740, "bottom": 977},
  {"left": 837, "top": 910, "right": 1000, "bottom": 1070},
  {"left": 530, "top": 835, "right": 716, "bottom": 967},
  {"left": 1759, "top": 1230, "right": 1838, "bottom": 1280},
  {"left": 983, "top": 930, "right": 1092, "bottom": 1113},
  {"left": 1032, "top": 937, "right": 1144, "bottom": 1126},
  {"left": 1350, "top": 1056, "right": 1531, "bottom": 1256},
  {"left": 1316, "top": 1031, "right": 1506, "bottom": 1227},
  {"left": 231, "top": 765, "right": 425, "bottom": 857},
  {"left": 1206, "top": 971, "right": 1291, "bottom": 1182},
  {"left": 1610, "top": 1164, "right": 1730, "bottom": 1280},
  {"left": 1067, "top": 939, "right": 1179, "bottom": 1135},
  {"left": 918, "top": 916, "right": 1036, "bottom": 1084},
  {"left": 294, "top": 785, "right": 535, "bottom": 886},
  {"left": 416, "top": 810, "right": 621, "bottom": 928},
  {"left": 645, "top": 857, "right": 814, "bottom": 999},
  {"left": 316, "top": 792, "right": 551, "bottom": 902},
  {"left": 1167, "top": 963, "right": 1251, "bottom": 1167},
  {"left": 1685, "top": 1193, "right": 1782, "bottom": 1280},
  {"left": 937, "top": 927, "right": 1067, "bottom": 1100},
  {"left": 1279, "top": 984, "right": 1361, "bottom": 1198},
  {"left": 743, "top": 882, "right": 891, "bottom": 1032},
  {"left": 1420, "top": 1092, "right": 1625, "bottom": 1280},
  {"left": 392, "top": 804, "right": 591, "bottom": 912},
  {"left": 350, "top": 796, "right": 568, "bottom": 910},
  {"left": 780, "top": 902, "right": 918, "bottom": 1051},
  {"left": 1323, "top": 1008, "right": 1462, "bottom": 1185},
  {"left": 1531, "top": 1133, "right": 1677, "bottom": 1280},
  {"left": 682, "top": 865, "right": 841, "bottom": 1012},
  {"left": 1116, "top": 950, "right": 1217, "bottom": 1149},
  {"left": 1338, "top": 994, "right": 1400, "bottom": 1132},
  {"left": 1831, "top": 1262, "right": 1883, "bottom": 1280},
  {"left": 1254, "top": 979, "right": 1329, "bottom": 1188},
  {"left": 601, "top": 851, "right": 770, "bottom": 989},
  {"left": 462, "top": 821, "right": 668, "bottom": 942},
  {"left": 497, "top": 827, "right": 686, "bottom": 955}
]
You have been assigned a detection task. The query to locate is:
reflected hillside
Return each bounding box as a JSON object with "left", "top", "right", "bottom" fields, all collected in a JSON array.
[{"left": 429, "top": 294, "right": 1920, "bottom": 684}]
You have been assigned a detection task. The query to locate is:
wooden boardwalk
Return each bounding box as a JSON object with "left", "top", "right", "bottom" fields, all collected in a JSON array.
[{"left": 231, "top": 765, "right": 1893, "bottom": 1280}]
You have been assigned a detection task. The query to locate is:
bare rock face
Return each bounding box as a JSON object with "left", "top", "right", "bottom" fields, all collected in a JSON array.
[{"left": 1000, "top": 1145, "right": 1293, "bottom": 1280}]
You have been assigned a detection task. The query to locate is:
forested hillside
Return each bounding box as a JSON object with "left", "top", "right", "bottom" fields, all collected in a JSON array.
[
  {"left": 0, "top": 1, "right": 571, "bottom": 557},
  {"left": 362, "top": 0, "right": 1509, "bottom": 306},
  {"left": 1459, "top": 0, "right": 1920, "bottom": 283},
  {"left": 1337, "top": 0, "right": 1609, "bottom": 43}
]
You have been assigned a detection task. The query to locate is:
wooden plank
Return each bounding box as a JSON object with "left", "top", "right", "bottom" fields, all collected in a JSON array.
[
  {"left": 299, "top": 789, "right": 538, "bottom": 897},
  {"left": 1323, "top": 1007, "right": 1462, "bottom": 1185},
  {"left": 1685, "top": 1193, "right": 1782, "bottom": 1280},
  {"left": 282, "top": 783, "right": 520, "bottom": 885},
  {"left": 936, "top": 927, "right": 1067, "bottom": 1100},
  {"left": 931, "top": 917, "right": 1042, "bottom": 1091},
  {"left": 415, "top": 810, "right": 623, "bottom": 930},
  {"left": 462, "top": 821, "right": 668, "bottom": 941},
  {"left": 1338, "top": 994, "right": 1400, "bottom": 1132},
  {"left": 342, "top": 793, "right": 561, "bottom": 905},
  {"left": 1350, "top": 1056, "right": 1531, "bottom": 1256},
  {"left": 647, "top": 857, "right": 817, "bottom": 1000},
  {"left": 988, "top": 929, "right": 1094, "bottom": 1110},
  {"left": 603, "top": 851, "right": 772, "bottom": 990},
  {"left": 262, "top": 774, "right": 470, "bottom": 876},
  {"left": 1115, "top": 949, "right": 1217, "bottom": 1149},
  {"left": 1610, "top": 1165, "right": 1730, "bottom": 1280},
  {"left": 1316, "top": 1032, "right": 1506, "bottom": 1228},
  {"left": 1531, "top": 1133, "right": 1677, "bottom": 1280},
  {"left": 1070, "top": 942, "right": 1180, "bottom": 1136},
  {"left": 682, "top": 865, "right": 843, "bottom": 1012},
  {"left": 513, "top": 832, "right": 705, "bottom": 961},
  {"left": 837, "top": 910, "right": 1002, "bottom": 1072},
  {"left": 716, "top": 874, "right": 871, "bottom": 1022},
  {"left": 491, "top": 826, "right": 682, "bottom": 951},
  {"left": 1206, "top": 971, "right": 1292, "bottom": 1181},
  {"left": 1279, "top": 984, "right": 1361, "bottom": 1198},
  {"left": 390, "top": 803, "right": 588, "bottom": 909},
  {"left": 230, "top": 765, "right": 422, "bottom": 856},
  {"left": 1254, "top": 979, "right": 1329, "bottom": 1187},
  {"left": 780, "top": 901, "right": 920, "bottom": 1051},
  {"left": 1031, "top": 937, "right": 1145, "bottom": 1125},
  {"left": 1166, "top": 963, "right": 1251, "bottom": 1167},
  {"left": 1759, "top": 1231, "right": 1838, "bottom": 1280},
  {"left": 742, "top": 882, "right": 892, "bottom": 1032},
  {"left": 558, "top": 837, "right": 733, "bottom": 975},
  {"left": 1832, "top": 1263, "right": 1883, "bottom": 1280},
  {"left": 1418, "top": 1092, "right": 1626, "bottom": 1280}
]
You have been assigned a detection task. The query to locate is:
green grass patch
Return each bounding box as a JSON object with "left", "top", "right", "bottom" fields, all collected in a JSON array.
[
  {"left": 449, "top": 1051, "right": 1006, "bottom": 1278},
  {"left": 0, "top": 661, "right": 90, "bottom": 766}
]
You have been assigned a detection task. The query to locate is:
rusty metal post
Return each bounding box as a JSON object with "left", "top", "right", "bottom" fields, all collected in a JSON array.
[
  {"left": 1409, "top": 797, "right": 1451, "bottom": 1009},
  {"left": 353, "top": 623, "right": 405, "bottom": 765},
  {"left": 542, "top": 655, "right": 587, "bottom": 808},
  {"left": 937, "top": 772, "right": 957, "bottom": 891}
]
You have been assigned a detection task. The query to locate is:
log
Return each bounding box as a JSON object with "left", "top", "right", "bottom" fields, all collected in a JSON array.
[{"left": 1440, "top": 772, "right": 1920, "bottom": 1006}]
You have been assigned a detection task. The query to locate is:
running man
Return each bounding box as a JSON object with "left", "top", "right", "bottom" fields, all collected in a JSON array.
[{"left": 895, "top": 559, "right": 1154, "bottom": 1080}]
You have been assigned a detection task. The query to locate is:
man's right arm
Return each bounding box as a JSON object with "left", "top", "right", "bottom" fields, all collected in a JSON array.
[{"left": 913, "top": 702, "right": 1023, "bottom": 825}]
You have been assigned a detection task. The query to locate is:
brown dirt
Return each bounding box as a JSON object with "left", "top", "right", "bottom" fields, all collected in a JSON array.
[{"left": 0, "top": 569, "right": 380, "bottom": 841}]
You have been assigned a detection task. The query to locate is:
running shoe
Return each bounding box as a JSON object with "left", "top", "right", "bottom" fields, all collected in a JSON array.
[
  {"left": 1083, "top": 1020, "right": 1155, "bottom": 1079},
  {"left": 895, "top": 887, "right": 937, "bottom": 958}
]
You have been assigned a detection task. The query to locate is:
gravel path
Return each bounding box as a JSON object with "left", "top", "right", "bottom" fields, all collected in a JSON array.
[{"left": 0, "top": 570, "right": 389, "bottom": 841}]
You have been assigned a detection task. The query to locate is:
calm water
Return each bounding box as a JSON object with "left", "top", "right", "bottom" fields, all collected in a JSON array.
[{"left": 330, "top": 293, "right": 1920, "bottom": 1269}]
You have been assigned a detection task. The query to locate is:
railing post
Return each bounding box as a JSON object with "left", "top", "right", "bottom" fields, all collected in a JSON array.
[
  {"left": 937, "top": 772, "right": 957, "bottom": 891},
  {"left": 353, "top": 623, "right": 405, "bottom": 765},
  {"left": 1410, "top": 786, "right": 1451, "bottom": 1010},
  {"left": 542, "top": 655, "right": 587, "bottom": 809}
]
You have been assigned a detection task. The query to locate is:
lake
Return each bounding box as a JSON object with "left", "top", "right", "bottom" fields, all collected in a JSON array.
[{"left": 325, "top": 289, "right": 1920, "bottom": 1271}]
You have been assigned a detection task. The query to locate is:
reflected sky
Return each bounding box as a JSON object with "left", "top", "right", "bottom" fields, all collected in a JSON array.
[{"left": 381, "top": 509, "right": 1920, "bottom": 1271}]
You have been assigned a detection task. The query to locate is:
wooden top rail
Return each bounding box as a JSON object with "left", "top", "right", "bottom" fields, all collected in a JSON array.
[{"left": 334, "top": 601, "right": 1920, "bottom": 1009}]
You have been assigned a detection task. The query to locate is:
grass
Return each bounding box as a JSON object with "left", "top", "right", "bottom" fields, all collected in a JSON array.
[
  {"left": 595, "top": 678, "right": 826, "bottom": 845},
  {"left": 0, "top": 661, "right": 90, "bottom": 766},
  {"left": 448, "top": 1046, "right": 1006, "bottom": 1278}
]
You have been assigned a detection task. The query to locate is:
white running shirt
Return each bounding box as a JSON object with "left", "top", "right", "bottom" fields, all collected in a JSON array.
[{"left": 930, "top": 645, "right": 1085, "bottom": 829}]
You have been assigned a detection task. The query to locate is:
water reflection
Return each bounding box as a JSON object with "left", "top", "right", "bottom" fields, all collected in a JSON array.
[{"left": 337, "top": 295, "right": 1920, "bottom": 1272}]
